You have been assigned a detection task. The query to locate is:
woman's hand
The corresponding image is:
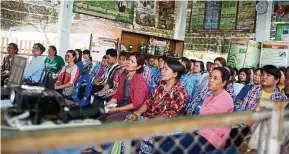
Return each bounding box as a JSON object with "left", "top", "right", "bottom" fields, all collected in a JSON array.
[
  {"left": 126, "top": 113, "right": 138, "bottom": 121},
  {"left": 108, "top": 107, "right": 119, "bottom": 114},
  {"left": 187, "top": 110, "right": 193, "bottom": 116}
]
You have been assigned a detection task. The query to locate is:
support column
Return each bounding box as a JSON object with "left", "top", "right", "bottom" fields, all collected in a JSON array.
[
  {"left": 173, "top": 1, "right": 188, "bottom": 41},
  {"left": 256, "top": 1, "right": 273, "bottom": 42},
  {"left": 56, "top": 0, "right": 73, "bottom": 58}
]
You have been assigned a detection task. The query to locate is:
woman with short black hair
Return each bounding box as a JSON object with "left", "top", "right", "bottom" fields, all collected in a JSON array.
[{"left": 238, "top": 68, "right": 251, "bottom": 85}]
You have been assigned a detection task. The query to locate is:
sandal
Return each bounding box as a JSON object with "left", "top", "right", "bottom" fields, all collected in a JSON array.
[{"left": 81, "top": 147, "right": 102, "bottom": 154}]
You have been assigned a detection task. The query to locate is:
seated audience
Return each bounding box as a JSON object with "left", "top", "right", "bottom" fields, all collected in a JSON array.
[
  {"left": 240, "top": 65, "right": 287, "bottom": 111},
  {"left": 44, "top": 45, "right": 65, "bottom": 88},
  {"left": 54, "top": 50, "right": 80, "bottom": 97},
  {"left": 90, "top": 49, "right": 120, "bottom": 97},
  {"left": 157, "top": 55, "right": 167, "bottom": 70},
  {"left": 127, "top": 58, "right": 188, "bottom": 120},
  {"left": 81, "top": 49, "right": 93, "bottom": 75},
  {"left": 143, "top": 67, "right": 234, "bottom": 153},
  {"left": 235, "top": 68, "right": 261, "bottom": 110},
  {"left": 104, "top": 52, "right": 149, "bottom": 121},
  {"left": 75, "top": 49, "right": 84, "bottom": 74},
  {"left": 233, "top": 67, "right": 239, "bottom": 82},
  {"left": 238, "top": 68, "right": 251, "bottom": 85},
  {"left": 147, "top": 56, "right": 161, "bottom": 90},
  {"left": 179, "top": 57, "right": 201, "bottom": 103},
  {"left": 278, "top": 67, "right": 286, "bottom": 90},
  {"left": 214, "top": 57, "right": 226, "bottom": 67},
  {"left": 224, "top": 66, "right": 236, "bottom": 100},
  {"left": 1, "top": 43, "right": 18, "bottom": 86},
  {"left": 94, "top": 52, "right": 129, "bottom": 103},
  {"left": 23, "top": 43, "right": 46, "bottom": 84},
  {"left": 190, "top": 59, "right": 196, "bottom": 73},
  {"left": 44, "top": 45, "right": 65, "bottom": 75}
]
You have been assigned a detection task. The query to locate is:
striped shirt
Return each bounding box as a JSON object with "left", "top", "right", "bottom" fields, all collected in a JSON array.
[{"left": 101, "top": 62, "right": 119, "bottom": 83}]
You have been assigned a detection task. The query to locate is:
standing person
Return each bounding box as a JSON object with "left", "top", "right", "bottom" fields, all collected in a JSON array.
[
  {"left": 1, "top": 43, "right": 18, "bottom": 86},
  {"left": 44, "top": 46, "right": 65, "bottom": 88},
  {"left": 82, "top": 49, "right": 93, "bottom": 75},
  {"left": 54, "top": 50, "right": 80, "bottom": 97},
  {"left": 23, "top": 43, "right": 46, "bottom": 84}
]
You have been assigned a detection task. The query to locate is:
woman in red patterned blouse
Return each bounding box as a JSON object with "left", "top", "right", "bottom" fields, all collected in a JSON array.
[
  {"left": 104, "top": 52, "right": 149, "bottom": 121},
  {"left": 127, "top": 59, "right": 189, "bottom": 120}
]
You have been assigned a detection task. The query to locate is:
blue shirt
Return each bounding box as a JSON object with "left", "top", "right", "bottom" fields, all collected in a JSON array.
[
  {"left": 23, "top": 56, "right": 45, "bottom": 83},
  {"left": 180, "top": 72, "right": 201, "bottom": 104},
  {"left": 148, "top": 66, "right": 161, "bottom": 88}
]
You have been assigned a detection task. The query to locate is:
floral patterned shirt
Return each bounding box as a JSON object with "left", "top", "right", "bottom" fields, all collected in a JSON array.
[{"left": 144, "top": 80, "right": 189, "bottom": 119}]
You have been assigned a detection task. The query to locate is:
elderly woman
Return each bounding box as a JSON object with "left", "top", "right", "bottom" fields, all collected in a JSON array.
[
  {"left": 1, "top": 43, "right": 18, "bottom": 86},
  {"left": 104, "top": 52, "right": 149, "bottom": 121},
  {"left": 151, "top": 67, "right": 234, "bottom": 153}
]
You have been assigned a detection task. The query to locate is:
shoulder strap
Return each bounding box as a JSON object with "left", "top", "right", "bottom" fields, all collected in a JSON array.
[{"left": 61, "top": 66, "right": 67, "bottom": 85}]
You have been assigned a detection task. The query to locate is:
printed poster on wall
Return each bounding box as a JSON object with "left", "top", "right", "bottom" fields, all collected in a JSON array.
[
  {"left": 260, "top": 41, "right": 289, "bottom": 67},
  {"left": 272, "top": 2, "right": 289, "bottom": 22},
  {"left": 73, "top": 1, "right": 134, "bottom": 24},
  {"left": 220, "top": 1, "right": 237, "bottom": 30},
  {"left": 136, "top": 0, "right": 156, "bottom": 27},
  {"left": 236, "top": 1, "right": 256, "bottom": 30},
  {"left": 243, "top": 40, "right": 261, "bottom": 68},
  {"left": 157, "top": 1, "right": 175, "bottom": 30},
  {"left": 204, "top": 1, "right": 221, "bottom": 30},
  {"left": 227, "top": 38, "right": 249, "bottom": 69},
  {"left": 90, "top": 35, "right": 117, "bottom": 62},
  {"left": 191, "top": 1, "right": 206, "bottom": 30}
]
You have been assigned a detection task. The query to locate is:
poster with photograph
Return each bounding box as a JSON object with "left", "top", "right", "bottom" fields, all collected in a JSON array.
[
  {"left": 136, "top": 0, "right": 156, "bottom": 27},
  {"left": 220, "top": 1, "right": 237, "bottom": 30},
  {"left": 90, "top": 35, "right": 117, "bottom": 62},
  {"left": 272, "top": 1, "right": 289, "bottom": 22},
  {"left": 73, "top": 0, "right": 134, "bottom": 24},
  {"left": 244, "top": 40, "right": 261, "bottom": 68},
  {"left": 204, "top": 1, "right": 221, "bottom": 30},
  {"left": 157, "top": 1, "right": 175, "bottom": 30},
  {"left": 236, "top": 1, "right": 256, "bottom": 30},
  {"left": 260, "top": 41, "right": 289, "bottom": 67},
  {"left": 191, "top": 1, "right": 206, "bottom": 30},
  {"left": 227, "top": 38, "right": 249, "bottom": 69}
]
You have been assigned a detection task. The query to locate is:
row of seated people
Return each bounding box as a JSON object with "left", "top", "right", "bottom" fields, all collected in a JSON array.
[{"left": 2, "top": 43, "right": 288, "bottom": 153}]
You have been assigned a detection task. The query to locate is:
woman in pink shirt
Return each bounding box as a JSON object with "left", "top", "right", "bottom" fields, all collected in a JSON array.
[{"left": 157, "top": 67, "right": 234, "bottom": 153}]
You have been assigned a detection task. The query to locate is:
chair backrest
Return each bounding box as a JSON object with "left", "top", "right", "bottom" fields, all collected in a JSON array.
[{"left": 7, "top": 56, "right": 27, "bottom": 87}]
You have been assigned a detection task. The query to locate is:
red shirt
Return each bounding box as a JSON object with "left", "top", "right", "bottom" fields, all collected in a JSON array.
[
  {"left": 144, "top": 80, "right": 189, "bottom": 119},
  {"left": 113, "top": 73, "right": 149, "bottom": 110}
]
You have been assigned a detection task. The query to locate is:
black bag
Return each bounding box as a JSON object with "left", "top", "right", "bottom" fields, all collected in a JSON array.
[{"left": 58, "top": 102, "right": 105, "bottom": 123}]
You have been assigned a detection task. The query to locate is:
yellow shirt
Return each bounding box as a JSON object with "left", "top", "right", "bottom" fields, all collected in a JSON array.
[{"left": 261, "top": 90, "right": 273, "bottom": 99}]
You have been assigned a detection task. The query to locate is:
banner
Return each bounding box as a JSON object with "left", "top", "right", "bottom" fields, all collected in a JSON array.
[
  {"left": 260, "top": 41, "right": 289, "bottom": 67},
  {"left": 243, "top": 40, "right": 261, "bottom": 68},
  {"left": 90, "top": 35, "right": 117, "bottom": 62},
  {"left": 135, "top": 0, "right": 156, "bottom": 27},
  {"left": 204, "top": 1, "right": 221, "bottom": 30},
  {"left": 227, "top": 38, "right": 249, "bottom": 69},
  {"left": 73, "top": 1, "right": 133, "bottom": 24},
  {"left": 220, "top": 1, "right": 237, "bottom": 30},
  {"left": 191, "top": 1, "right": 206, "bottom": 30},
  {"left": 236, "top": 2, "right": 256, "bottom": 30},
  {"left": 157, "top": 1, "right": 175, "bottom": 30}
]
